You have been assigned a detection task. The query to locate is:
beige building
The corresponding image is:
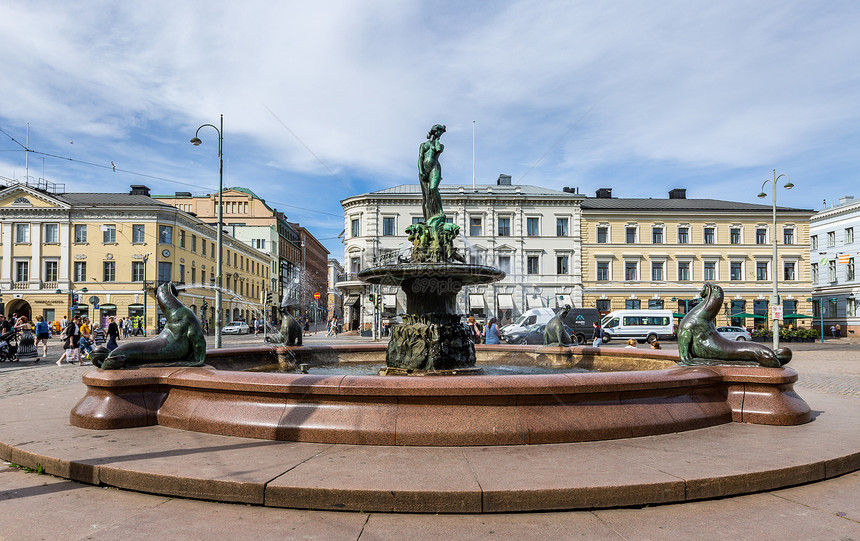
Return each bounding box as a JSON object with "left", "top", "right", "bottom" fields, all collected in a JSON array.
[
  {"left": 0, "top": 182, "right": 272, "bottom": 332},
  {"left": 581, "top": 188, "right": 815, "bottom": 327}
]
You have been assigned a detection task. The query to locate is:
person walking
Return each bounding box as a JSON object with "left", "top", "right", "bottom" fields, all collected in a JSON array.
[
  {"left": 70, "top": 315, "right": 83, "bottom": 365},
  {"left": 106, "top": 316, "right": 120, "bottom": 351},
  {"left": 34, "top": 315, "right": 50, "bottom": 357},
  {"left": 468, "top": 316, "right": 482, "bottom": 344},
  {"left": 592, "top": 321, "right": 603, "bottom": 348},
  {"left": 484, "top": 317, "right": 501, "bottom": 345}
]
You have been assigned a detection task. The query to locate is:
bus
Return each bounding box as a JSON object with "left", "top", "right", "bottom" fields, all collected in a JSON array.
[{"left": 600, "top": 309, "right": 675, "bottom": 344}]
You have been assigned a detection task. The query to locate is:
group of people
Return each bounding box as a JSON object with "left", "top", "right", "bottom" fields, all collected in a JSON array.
[
  {"left": 467, "top": 316, "right": 501, "bottom": 344},
  {"left": 53, "top": 315, "right": 122, "bottom": 366}
]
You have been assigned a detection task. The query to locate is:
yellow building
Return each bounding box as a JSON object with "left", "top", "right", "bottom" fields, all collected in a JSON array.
[
  {"left": 0, "top": 183, "right": 272, "bottom": 333},
  {"left": 581, "top": 188, "right": 815, "bottom": 327}
]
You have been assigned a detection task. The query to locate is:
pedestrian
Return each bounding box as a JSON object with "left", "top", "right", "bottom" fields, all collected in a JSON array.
[
  {"left": 79, "top": 317, "right": 93, "bottom": 359},
  {"left": 34, "top": 315, "right": 50, "bottom": 357},
  {"left": 484, "top": 317, "right": 501, "bottom": 344},
  {"left": 467, "top": 316, "right": 482, "bottom": 343},
  {"left": 592, "top": 321, "right": 603, "bottom": 348},
  {"left": 71, "top": 315, "right": 83, "bottom": 365},
  {"left": 830, "top": 325, "right": 836, "bottom": 337},
  {"left": 303, "top": 318, "right": 310, "bottom": 336},
  {"left": 106, "top": 316, "right": 120, "bottom": 351},
  {"left": 835, "top": 323, "right": 842, "bottom": 338},
  {"left": 135, "top": 318, "right": 144, "bottom": 336},
  {"left": 625, "top": 339, "right": 637, "bottom": 348},
  {"left": 124, "top": 317, "right": 132, "bottom": 337},
  {"left": 0, "top": 314, "right": 11, "bottom": 335},
  {"left": 650, "top": 340, "right": 662, "bottom": 350},
  {"left": 60, "top": 315, "right": 68, "bottom": 330}
]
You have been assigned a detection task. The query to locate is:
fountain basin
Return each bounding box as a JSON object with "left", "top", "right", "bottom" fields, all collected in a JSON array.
[{"left": 70, "top": 344, "right": 811, "bottom": 446}]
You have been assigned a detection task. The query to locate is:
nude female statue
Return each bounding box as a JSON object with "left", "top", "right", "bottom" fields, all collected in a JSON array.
[{"left": 418, "top": 124, "right": 446, "bottom": 221}]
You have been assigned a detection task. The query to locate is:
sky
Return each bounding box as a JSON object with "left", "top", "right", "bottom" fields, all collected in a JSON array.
[{"left": 1, "top": 0, "right": 860, "bottom": 258}]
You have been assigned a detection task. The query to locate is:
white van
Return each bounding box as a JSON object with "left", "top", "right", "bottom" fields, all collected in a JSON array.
[
  {"left": 600, "top": 309, "right": 675, "bottom": 344},
  {"left": 500, "top": 308, "right": 555, "bottom": 342}
]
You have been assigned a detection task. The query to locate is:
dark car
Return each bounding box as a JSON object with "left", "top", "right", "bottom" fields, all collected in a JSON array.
[{"left": 513, "top": 323, "right": 576, "bottom": 345}]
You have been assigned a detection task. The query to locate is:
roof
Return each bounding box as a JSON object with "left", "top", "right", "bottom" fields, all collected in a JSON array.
[
  {"left": 580, "top": 197, "right": 813, "bottom": 213},
  {"left": 54, "top": 193, "right": 175, "bottom": 208},
  {"left": 367, "top": 184, "right": 573, "bottom": 196}
]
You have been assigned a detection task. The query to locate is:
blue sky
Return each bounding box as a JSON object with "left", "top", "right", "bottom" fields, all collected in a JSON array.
[{"left": 2, "top": 1, "right": 860, "bottom": 257}]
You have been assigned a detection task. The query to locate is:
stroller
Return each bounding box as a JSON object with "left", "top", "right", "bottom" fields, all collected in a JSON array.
[{"left": 0, "top": 330, "right": 19, "bottom": 362}]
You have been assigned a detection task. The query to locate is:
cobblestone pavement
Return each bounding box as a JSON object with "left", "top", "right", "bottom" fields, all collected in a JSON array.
[{"left": 1, "top": 334, "right": 858, "bottom": 400}]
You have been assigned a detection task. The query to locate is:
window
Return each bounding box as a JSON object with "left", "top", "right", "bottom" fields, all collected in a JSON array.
[
  {"left": 756, "top": 228, "right": 767, "bottom": 244},
  {"left": 556, "top": 255, "right": 568, "bottom": 275},
  {"left": 597, "top": 226, "right": 608, "bottom": 243},
  {"left": 783, "top": 228, "right": 794, "bottom": 245},
  {"left": 651, "top": 262, "right": 663, "bottom": 281},
  {"left": 527, "top": 217, "right": 539, "bottom": 236},
  {"left": 652, "top": 227, "right": 663, "bottom": 244},
  {"left": 677, "top": 227, "right": 689, "bottom": 244},
  {"left": 351, "top": 218, "right": 360, "bottom": 237},
  {"left": 829, "top": 298, "right": 838, "bottom": 317},
  {"left": 527, "top": 255, "right": 539, "bottom": 274},
  {"left": 649, "top": 299, "right": 664, "bottom": 309},
  {"left": 15, "top": 261, "right": 29, "bottom": 282},
  {"left": 625, "top": 299, "right": 641, "bottom": 309},
  {"left": 784, "top": 262, "right": 796, "bottom": 281},
  {"left": 159, "top": 225, "right": 173, "bottom": 244},
  {"left": 847, "top": 228, "right": 855, "bottom": 244},
  {"left": 597, "top": 262, "right": 609, "bottom": 281},
  {"left": 103, "top": 261, "right": 116, "bottom": 282},
  {"left": 756, "top": 262, "right": 768, "bottom": 281},
  {"left": 15, "top": 224, "right": 29, "bottom": 243},
  {"left": 44, "top": 260, "right": 58, "bottom": 282},
  {"left": 191, "top": 267, "right": 197, "bottom": 284},
  {"left": 811, "top": 263, "right": 819, "bottom": 283},
  {"left": 74, "top": 224, "right": 87, "bottom": 243},
  {"left": 704, "top": 261, "right": 716, "bottom": 281},
  {"left": 730, "top": 262, "right": 742, "bottom": 281},
  {"left": 730, "top": 228, "right": 741, "bottom": 244},
  {"left": 44, "top": 223, "right": 59, "bottom": 244},
  {"left": 179, "top": 264, "right": 185, "bottom": 283},
  {"left": 74, "top": 262, "right": 86, "bottom": 282},
  {"left": 678, "top": 261, "right": 690, "bottom": 281},
  {"left": 498, "top": 255, "right": 511, "bottom": 274},
  {"left": 469, "top": 217, "right": 482, "bottom": 236},
  {"left": 597, "top": 299, "right": 611, "bottom": 313},
  {"left": 784, "top": 300, "right": 797, "bottom": 316},
  {"left": 556, "top": 218, "right": 568, "bottom": 237},
  {"left": 382, "top": 217, "right": 396, "bottom": 236},
  {"left": 158, "top": 262, "right": 172, "bottom": 283},
  {"left": 211, "top": 242, "right": 215, "bottom": 258},
  {"left": 811, "top": 235, "right": 818, "bottom": 250},
  {"left": 132, "top": 261, "right": 145, "bottom": 282},
  {"left": 498, "top": 217, "right": 510, "bottom": 236},
  {"left": 829, "top": 260, "right": 837, "bottom": 282},
  {"left": 252, "top": 239, "right": 266, "bottom": 250},
  {"left": 103, "top": 224, "right": 116, "bottom": 243},
  {"left": 202, "top": 241, "right": 207, "bottom": 256},
  {"left": 704, "top": 227, "right": 715, "bottom": 244},
  {"left": 132, "top": 224, "right": 145, "bottom": 243},
  {"left": 753, "top": 299, "right": 769, "bottom": 320},
  {"left": 191, "top": 235, "right": 197, "bottom": 252},
  {"left": 179, "top": 230, "right": 186, "bottom": 248},
  {"left": 625, "top": 261, "right": 637, "bottom": 281},
  {"left": 625, "top": 226, "right": 637, "bottom": 244},
  {"left": 828, "top": 231, "right": 836, "bottom": 247},
  {"left": 849, "top": 258, "right": 856, "bottom": 281},
  {"left": 350, "top": 256, "right": 360, "bottom": 274}
]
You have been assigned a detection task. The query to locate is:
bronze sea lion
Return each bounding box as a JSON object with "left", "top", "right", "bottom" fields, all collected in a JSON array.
[
  {"left": 677, "top": 282, "right": 791, "bottom": 367},
  {"left": 544, "top": 305, "right": 573, "bottom": 346}
]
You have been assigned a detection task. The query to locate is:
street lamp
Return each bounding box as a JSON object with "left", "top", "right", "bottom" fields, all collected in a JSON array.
[
  {"left": 758, "top": 169, "right": 794, "bottom": 351},
  {"left": 142, "top": 253, "right": 151, "bottom": 336},
  {"left": 191, "top": 115, "right": 224, "bottom": 349}
]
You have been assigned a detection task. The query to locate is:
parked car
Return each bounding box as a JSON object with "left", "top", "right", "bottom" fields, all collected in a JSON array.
[
  {"left": 512, "top": 323, "right": 576, "bottom": 345},
  {"left": 716, "top": 326, "right": 751, "bottom": 341},
  {"left": 222, "top": 321, "right": 250, "bottom": 335}
]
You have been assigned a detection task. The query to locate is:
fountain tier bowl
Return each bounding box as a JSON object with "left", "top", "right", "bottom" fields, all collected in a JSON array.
[{"left": 70, "top": 344, "right": 811, "bottom": 446}]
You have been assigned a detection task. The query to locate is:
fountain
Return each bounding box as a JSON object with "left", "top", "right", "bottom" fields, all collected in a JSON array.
[{"left": 70, "top": 124, "right": 811, "bottom": 450}]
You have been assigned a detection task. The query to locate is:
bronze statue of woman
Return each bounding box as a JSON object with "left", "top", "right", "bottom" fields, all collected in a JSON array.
[{"left": 418, "top": 124, "right": 446, "bottom": 221}]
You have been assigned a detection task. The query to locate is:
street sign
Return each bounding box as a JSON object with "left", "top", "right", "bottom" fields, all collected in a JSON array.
[
  {"left": 89, "top": 296, "right": 100, "bottom": 304},
  {"left": 314, "top": 292, "right": 321, "bottom": 300},
  {"left": 772, "top": 305, "right": 783, "bottom": 321}
]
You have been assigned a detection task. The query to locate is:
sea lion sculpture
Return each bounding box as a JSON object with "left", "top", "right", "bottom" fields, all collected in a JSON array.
[
  {"left": 268, "top": 310, "right": 302, "bottom": 346},
  {"left": 677, "top": 282, "right": 791, "bottom": 367},
  {"left": 544, "top": 305, "right": 573, "bottom": 346},
  {"left": 91, "top": 283, "right": 206, "bottom": 369}
]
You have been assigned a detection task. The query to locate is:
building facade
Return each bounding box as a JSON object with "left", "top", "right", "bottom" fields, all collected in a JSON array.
[
  {"left": 338, "top": 176, "right": 585, "bottom": 332},
  {"left": 327, "top": 258, "right": 344, "bottom": 323},
  {"left": 580, "top": 188, "right": 815, "bottom": 328},
  {"left": 0, "top": 183, "right": 272, "bottom": 332},
  {"left": 809, "top": 195, "right": 860, "bottom": 336},
  {"left": 290, "top": 222, "right": 330, "bottom": 325}
]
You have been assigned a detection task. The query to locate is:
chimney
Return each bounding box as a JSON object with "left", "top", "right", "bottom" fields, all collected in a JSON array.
[
  {"left": 497, "top": 174, "right": 512, "bottom": 185},
  {"left": 839, "top": 195, "right": 855, "bottom": 205},
  {"left": 595, "top": 188, "right": 612, "bottom": 199},
  {"left": 175, "top": 191, "right": 192, "bottom": 197},
  {"left": 129, "top": 185, "right": 151, "bottom": 197},
  {"left": 668, "top": 188, "right": 687, "bottom": 199}
]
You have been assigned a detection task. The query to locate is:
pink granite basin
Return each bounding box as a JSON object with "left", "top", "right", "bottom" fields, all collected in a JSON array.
[{"left": 69, "top": 343, "right": 811, "bottom": 446}]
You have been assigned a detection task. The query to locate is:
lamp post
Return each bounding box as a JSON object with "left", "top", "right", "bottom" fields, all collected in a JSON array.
[
  {"left": 142, "top": 253, "right": 150, "bottom": 336},
  {"left": 758, "top": 169, "right": 794, "bottom": 351},
  {"left": 191, "top": 115, "right": 224, "bottom": 349}
]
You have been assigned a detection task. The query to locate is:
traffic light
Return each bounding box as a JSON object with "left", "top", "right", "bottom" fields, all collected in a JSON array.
[
  {"left": 266, "top": 291, "right": 273, "bottom": 304},
  {"left": 368, "top": 293, "right": 375, "bottom": 303}
]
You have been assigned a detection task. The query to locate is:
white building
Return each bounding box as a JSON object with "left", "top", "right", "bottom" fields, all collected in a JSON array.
[
  {"left": 810, "top": 195, "right": 860, "bottom": 336},
  {"left": 338, "top": 175, "right": 585, "bottom": 332}
]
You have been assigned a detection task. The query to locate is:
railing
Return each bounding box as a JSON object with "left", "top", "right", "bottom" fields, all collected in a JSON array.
[
  {"left": 11, "top": 282, "right": 29, "bottom": 290},
  {"left": 42, "top": 281, "right": 58, "bottom": 290}
]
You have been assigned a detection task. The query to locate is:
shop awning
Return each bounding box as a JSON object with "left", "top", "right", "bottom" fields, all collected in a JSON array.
[
  {"left": 556, "top": 294, "right": 572, "bottom": 308},
  {"left": 469, "top": 294, "right": 485, "bottom": 309},
  {"left": 345, "top": 295, "right": 360, "bottom": 306},
  {"left": 98, "top": 304, "right": 117, "bottom": 310},
  {"left": 731, "top": 312, "right": 766, "bottom": 319},
  {"left": 127, "top": 303, "right": 144, "bottom": 309},
  {"left": 527, "top": 296, "right": 543, "bottom": 309},
  {"left": 383, "top": 294, "right": 397, "bottom": 308},
  {"left": 783, "top": 313, "right": 813, "bottom": 319},
  {"left": 498, "top": 294, "right": 514, "bottom": 310}
]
